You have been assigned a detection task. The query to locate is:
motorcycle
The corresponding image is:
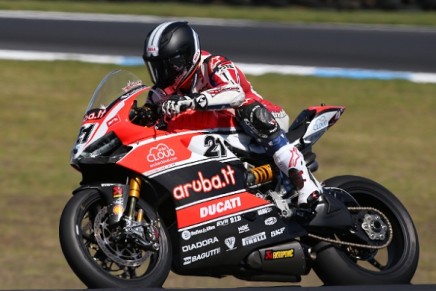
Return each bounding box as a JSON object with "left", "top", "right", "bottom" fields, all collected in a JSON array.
[{"left": 59, "top": 69, "right": 419, "bottom": 288}]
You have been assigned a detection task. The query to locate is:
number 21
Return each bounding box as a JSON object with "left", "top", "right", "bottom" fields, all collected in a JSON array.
[{"left": 204, "top": 136, "right": 227, "bottom": 157}]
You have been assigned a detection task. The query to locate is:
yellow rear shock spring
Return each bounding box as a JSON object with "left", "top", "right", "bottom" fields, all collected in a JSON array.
[{"left": 249, "top": 164, "right": 274, "bottom": 185}]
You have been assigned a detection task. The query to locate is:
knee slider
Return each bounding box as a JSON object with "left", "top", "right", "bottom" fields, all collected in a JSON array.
[
  {"left": 236, "top": 101, "right": 280, "bottom": 138},
  {"left": 253, "top": 105, "right": 280, "bottom": 136}
]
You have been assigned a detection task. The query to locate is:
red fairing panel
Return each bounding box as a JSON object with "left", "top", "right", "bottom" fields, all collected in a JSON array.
[{"left": 117, "top": 131, "right": 200, "bottom": 175}]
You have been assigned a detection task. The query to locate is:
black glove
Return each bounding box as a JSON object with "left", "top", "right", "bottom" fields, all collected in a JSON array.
[{"left": 129, "top": 100, "right": 157, "bottom": 126}]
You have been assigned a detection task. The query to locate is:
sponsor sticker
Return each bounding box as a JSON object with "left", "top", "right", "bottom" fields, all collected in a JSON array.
[
  {"left": 271, "top": 227, "right": 286, "bottom": 238},
  {"left": 264, "top": 217, "right": 277, "bottom": 226},
  {"left": 313, "top": 115, "right": 328, "bottom": 131},
  {"left": 238, "top": 224, "right": 250, "bottom": 234},
  {"left": 242, "top": 232, "right": 267, "bottom": 246},
  {"left": 112, "top": 186, "right": 123, "bottom": 198},
  {"left": 225, "top": 236, "right": 236, "bottom": 251},
  {"left": 183, "top": 247, "right": 221, "bottom": 265},
  {"left": 176, "top": 192, "right": 270, "bottom": 229},
  {"left": 181, "top": 225, "right": 216, "bottom": 241},
  {"left": 147, "top": 143, "right": 176, "bottom": 163},
  {"left": 216, "top": 215, "right": 241, "bottom": 227},
  {"left": 264, "top": 249, "right": 294, "bottom": 260},
  {"left": 173, "top": 165, "right": 236, "bottom": 200},
  {"left": 181, "top": 237, "right": 219, "bottom": 253},
  {"left": 107, "top": 115, "right": 120, "bottom": 127},
  {"left": 257, "top": 207, "right": 273, "bottom": 216},
  {"left": 84, "top": 109, "right": 106, "bottom": 121}
]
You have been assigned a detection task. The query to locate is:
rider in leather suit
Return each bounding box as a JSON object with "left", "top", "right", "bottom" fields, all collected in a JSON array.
[{"left": 132, "top": 21, "right": 321, "bottom": 207}]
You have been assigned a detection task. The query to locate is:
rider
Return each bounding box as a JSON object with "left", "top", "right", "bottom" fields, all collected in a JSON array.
[{"left": 132, "top": 21, "right": 322, "bottom": 207}]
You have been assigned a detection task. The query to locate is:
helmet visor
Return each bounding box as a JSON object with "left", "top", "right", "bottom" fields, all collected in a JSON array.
[{"left": 144, "top": 54, "right": 189, "bottom": 88}]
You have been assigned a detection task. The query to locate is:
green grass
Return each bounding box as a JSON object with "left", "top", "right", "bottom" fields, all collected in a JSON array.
[
  {"left": 1, "top": 0, "right": 436, "bottom": 27},
  {"left": 0, "top": 60, "right": 434, "bottom": 288}
]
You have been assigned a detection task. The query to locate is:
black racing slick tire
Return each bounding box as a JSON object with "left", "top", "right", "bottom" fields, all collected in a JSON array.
[
  {"left": 313, "top": 175, "right": 419, "bottom": 285},
  {"left": 59, "top": 189, "right": 172, "bottom": 288}
]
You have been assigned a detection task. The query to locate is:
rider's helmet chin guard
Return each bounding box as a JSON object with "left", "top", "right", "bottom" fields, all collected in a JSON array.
[{"left": 143, "top": 21, "right": 201, "bottom": 90}]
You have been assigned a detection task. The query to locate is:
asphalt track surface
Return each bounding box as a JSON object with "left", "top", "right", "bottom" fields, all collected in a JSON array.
[
  {"left": 33, "top": 285, "right": 436, "bottom": 291},
  {"left": 1, "top": 10, "right": 435, "bottom": 291},
  {"left": 1, "top": 11, "right": 436, "bottom": 74}
]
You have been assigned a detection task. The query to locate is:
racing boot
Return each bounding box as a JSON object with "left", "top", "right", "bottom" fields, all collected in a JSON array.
[{"left": 273, "top": 143, "right": 322, "bottom": 207}]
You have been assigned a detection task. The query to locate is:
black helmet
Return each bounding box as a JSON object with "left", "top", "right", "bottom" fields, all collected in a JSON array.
[{"left": 143, "top": 21, "right": 201, "bottom": 89}]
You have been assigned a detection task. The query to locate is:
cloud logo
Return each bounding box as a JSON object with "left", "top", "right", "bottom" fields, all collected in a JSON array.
[{"left": 147, "top": 143, "right": 175, "bottom": 162}]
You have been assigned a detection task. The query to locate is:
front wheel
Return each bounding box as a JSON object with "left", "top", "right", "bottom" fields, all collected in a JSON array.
[
  {"left": 59, "top": 189, "right": 172, "bottom": 288},
  {"left": 313, "top": 175, "right": 419, "bottom": 285}
]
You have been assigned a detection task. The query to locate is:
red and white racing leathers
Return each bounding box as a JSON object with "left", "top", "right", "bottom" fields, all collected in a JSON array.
[{"left": 146, "top": 50, "right": 321, "bottom": 205}]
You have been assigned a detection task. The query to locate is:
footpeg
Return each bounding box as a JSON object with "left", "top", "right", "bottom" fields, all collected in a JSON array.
[{"left": 267, "top": 190, "right": 293, "bottom": 218}]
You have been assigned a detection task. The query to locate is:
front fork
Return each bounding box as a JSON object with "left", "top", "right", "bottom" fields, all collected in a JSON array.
[
  {"left": 121, "top": 176, "right": 160, "bottom": 251},
  {"left": 125, "top": 176, "right": 143, "bottom": 222}
]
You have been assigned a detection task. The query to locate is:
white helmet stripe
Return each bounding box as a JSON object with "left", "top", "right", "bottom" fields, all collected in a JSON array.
[
  {"left": 146, "top": 21, "right": 175, "bottom": 57},
  {"left": 192, "top": 28, "right": 200, "bottom": 63}
]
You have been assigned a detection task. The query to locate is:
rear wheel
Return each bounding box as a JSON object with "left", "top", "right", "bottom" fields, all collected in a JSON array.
[
  {"left": 312, "top": 175, "right": 419, "bottom": 285},
  {"left": 59, "top": 189, "right": 172, "bottom": 288}
]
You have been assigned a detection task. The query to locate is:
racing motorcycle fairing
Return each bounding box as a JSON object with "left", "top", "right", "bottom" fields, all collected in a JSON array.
[
  {"left": 68, "top": 70, "right": 310, "bottom": 275},
  {"left": 69, "top": 70, "right": 337, "bottom": 268}
]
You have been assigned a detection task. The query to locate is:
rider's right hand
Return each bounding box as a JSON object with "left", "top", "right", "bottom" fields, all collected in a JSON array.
[{"left": 161, "top": 95, "right": 194, "bottom": 119}]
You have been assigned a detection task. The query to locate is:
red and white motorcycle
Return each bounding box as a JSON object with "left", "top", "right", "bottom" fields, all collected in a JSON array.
[{"left": 59, "top": 69, "right": 419, "bottom": 288}]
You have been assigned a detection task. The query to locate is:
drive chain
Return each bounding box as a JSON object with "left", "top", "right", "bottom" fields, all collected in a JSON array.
[{"left": 307, "top": 206, "right": 393, "bottom": 249}]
